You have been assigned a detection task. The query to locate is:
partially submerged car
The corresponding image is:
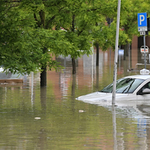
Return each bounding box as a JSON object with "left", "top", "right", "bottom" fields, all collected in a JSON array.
[{"left": 76, "top": 69, "right": 150, "bottom": 106}]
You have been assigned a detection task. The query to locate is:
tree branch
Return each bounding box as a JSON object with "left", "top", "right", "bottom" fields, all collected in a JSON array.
[
  {"left": 78, "top": 24, "right": 88, "bottom": 36},
  {"left": 3, "top": 0, "right": 22, "bottom": 3},
  {"left": 45, "top": 6, "right": 65, "bottom": 29},
  {"left": 39, "top": 10, "right": 45, "bottom": 27},
  {"left": 72, "top": 14, "right": 75, "bottom": 32},
  {"left": 45, "top": 15, "right": 55, "bottom": 29},
  {"left": 34, "top": 13, "right": 40, "bottom": 27}
]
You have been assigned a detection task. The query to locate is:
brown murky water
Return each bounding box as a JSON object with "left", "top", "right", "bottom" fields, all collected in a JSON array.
[{"left": 0, "top": 50, "right": 150, "bottom": 150}]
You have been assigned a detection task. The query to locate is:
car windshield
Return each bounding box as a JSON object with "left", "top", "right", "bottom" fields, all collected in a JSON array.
[{"left": 100, "top": 78, "right": 144, "bottom": 93}]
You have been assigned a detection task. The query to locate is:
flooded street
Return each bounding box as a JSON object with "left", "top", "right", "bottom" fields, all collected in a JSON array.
[{"left": 0, "top": 50, "right": 150, "bottom": 150}]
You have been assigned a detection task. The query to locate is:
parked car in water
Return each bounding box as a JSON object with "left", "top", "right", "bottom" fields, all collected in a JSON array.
[{"left": 76, "top": 69, "right": 150, "bottom": 106}]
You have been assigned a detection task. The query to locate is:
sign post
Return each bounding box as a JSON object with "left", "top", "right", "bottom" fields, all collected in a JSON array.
[
  {"left": 112, "top": 0, "right": 121, "bottom": 105},
  {"left": 138, "top": 12, "right": 147, "bottom": 69},
  {"left": 144, "top": 34, "right": 146, "bottom": 69}
]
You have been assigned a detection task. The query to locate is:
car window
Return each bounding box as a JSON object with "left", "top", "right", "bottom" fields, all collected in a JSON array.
[
  {"left": 100, "top": 78, "right": 144, "bottom": 93},
  {"left": 148, "top": 83, "right": 150, "bottom": 88},
  {"left": 137, "top": 82, "right": 150, "bottom": 95}
]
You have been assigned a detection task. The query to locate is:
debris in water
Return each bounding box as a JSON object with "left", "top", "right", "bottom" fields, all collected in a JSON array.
[
  {"left": 34, "top": 117, "right": 41, "bottom": 120},
  {"left": 79, "top": 110, "right": 85, "bottom": 113}
]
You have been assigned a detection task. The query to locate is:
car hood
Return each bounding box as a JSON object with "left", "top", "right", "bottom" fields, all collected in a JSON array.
[
  {"left": 76, "top": 92, "right": 140, "bottom": 107},
  {"left": 76, "top": 92, "right": 130, "bottom": 101}
]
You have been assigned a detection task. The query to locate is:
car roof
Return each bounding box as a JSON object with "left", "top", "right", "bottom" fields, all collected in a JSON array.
[{"left": 124, "top": 74, "right": 150, "bottom": 80}]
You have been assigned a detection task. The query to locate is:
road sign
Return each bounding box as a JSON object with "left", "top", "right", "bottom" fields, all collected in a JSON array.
[
  {"left": 118, "top": 49, "right": 124, "bottom": 55},
  {"left": 140, "top": 31, "right": 145, "bottom": 35},
  {"left": 138, "top": 13, "right": 147, "bottom": 31},
  {"left": 140, "top": 46, "right": 149, "bottom": 53}
]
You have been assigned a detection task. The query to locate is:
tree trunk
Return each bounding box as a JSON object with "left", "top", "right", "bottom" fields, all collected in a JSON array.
[
  {"left": 96, "top": 43, "right": 99, "bottom": 66},
  {"left": 72, "top": 57, "right": 76, "bottom": 74},
  {"left": 40, "top": 66, "right": 47, "bottom": 87}
]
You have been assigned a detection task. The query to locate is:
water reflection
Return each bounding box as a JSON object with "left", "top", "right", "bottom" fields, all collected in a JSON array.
[
  {"left": 96, "top": 66, "right": 99, "bottom": 90},
  {"left": 31, "top": 72, "right": 34, "bottom": 107},
  {"left": 112, "top": 106, "right": 117, "bottom": 150},
  {"left": 1, "top": 50, "right": 150, "bottom": 149},
  {"left": 40, "top": 86, "right": 47, "bottom": 112},
  {"left": 71, "top": 74, "right": 76, "bottom": 98}
]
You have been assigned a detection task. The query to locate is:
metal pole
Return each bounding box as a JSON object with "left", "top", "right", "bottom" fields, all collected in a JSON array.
[
  {"left": 112, "top": 0, "right": 121, "bottom": 105},
  {"left": 144, "top": 34, "right": 146, "bottom": 69}
]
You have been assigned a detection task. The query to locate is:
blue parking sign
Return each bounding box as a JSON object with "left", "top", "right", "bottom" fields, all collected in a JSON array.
[{"left": 138, "top": 13, "right": 147, "bottom": 31}]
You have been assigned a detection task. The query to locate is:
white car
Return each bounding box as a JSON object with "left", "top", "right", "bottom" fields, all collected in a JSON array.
[{"left": 76, "top": 69, "right": 150, "bottom": 107}]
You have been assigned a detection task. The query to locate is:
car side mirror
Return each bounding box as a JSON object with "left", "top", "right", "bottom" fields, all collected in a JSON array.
[{"left": 142, "top": 88, "right": 150, "bottom": 94}]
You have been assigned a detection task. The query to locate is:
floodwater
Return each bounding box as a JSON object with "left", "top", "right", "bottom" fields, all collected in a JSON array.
[{"left": 0, "top": 50, "right": 150, "bottom": 150}]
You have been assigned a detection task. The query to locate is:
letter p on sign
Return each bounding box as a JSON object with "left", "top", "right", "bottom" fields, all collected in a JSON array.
[{"left": 140, "top": 15, "right": 145, "bottom": 25}]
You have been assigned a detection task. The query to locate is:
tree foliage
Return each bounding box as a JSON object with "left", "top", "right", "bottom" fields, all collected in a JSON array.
[
  {"left": 0, "top": 0, "right": 149, "bottom": 75},
  {"left": 0, "top": 0, "right": 72, "bottom": 74}
]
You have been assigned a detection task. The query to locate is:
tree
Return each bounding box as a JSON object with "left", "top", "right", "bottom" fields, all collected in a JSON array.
[
  {"left": 58, "top": 0, "right": 117, "bottom": 73},
  {"left": 55, "top": 0, "right": 95, "bottom": 74},
  {"left": 0, "top": 0, "right": 72, "bottom": 86}
]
